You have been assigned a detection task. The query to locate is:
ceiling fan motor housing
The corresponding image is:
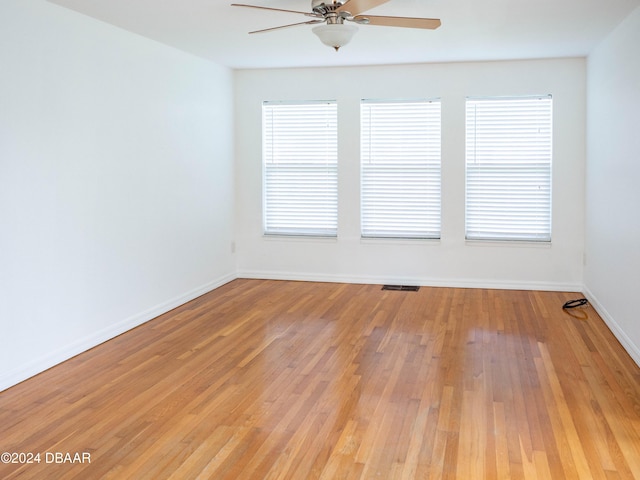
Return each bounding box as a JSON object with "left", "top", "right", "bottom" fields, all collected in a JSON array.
[{"left": 312, "top": 1, "right": 348, "bottom": 15}]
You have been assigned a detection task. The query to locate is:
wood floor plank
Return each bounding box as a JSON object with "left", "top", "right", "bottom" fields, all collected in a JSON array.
[{"left": 1, "top": 279, "right": 640, "bottom": 479}]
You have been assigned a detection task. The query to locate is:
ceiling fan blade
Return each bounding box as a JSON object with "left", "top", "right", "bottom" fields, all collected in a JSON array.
[
  {"left": 354, "top": 15, "right": 441, "bottom": 29},
  {"left": 337, "top": 0, "right": 391, "bottom": 15},
  {"left": 231, "top": 4, "right": 321, "bottom": 19},
  {"left": 249, "top": 19, "right": 324, "bottom": 34}
]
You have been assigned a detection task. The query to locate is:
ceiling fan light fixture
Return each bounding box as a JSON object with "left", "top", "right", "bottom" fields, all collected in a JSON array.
[{"left": 312, "top": 23, "right": 358, "bottom": 51}]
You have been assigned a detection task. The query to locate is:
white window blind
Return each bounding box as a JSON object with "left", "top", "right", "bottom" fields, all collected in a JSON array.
[
  {"left": 263, "top": 101, "right": 338, "bottom": 236},
  {"left": 361, "top": 99, "right": 441, "bottom": 239},
  {"left": 465, "top": 96, "right": 552, "bottom": 241}
]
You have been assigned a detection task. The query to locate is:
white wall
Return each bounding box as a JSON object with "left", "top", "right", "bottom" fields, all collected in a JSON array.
[
  {"left": 0, "top": 0, "right": 235, "bottom": 390},
  {"left": 585, "top": 6, "right": 640, "bottom": 365},
  {"left": 235, "top": 59, "right": 586, "bottom": 290}
]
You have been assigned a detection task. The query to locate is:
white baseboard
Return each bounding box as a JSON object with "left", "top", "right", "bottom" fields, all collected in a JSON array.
[
  {"left": 0, "top": 273, "right": 237, "bottom": 392},
  {"left": 237, "top": 270, "right": 583, "bottom": 292},
  {"left": 583, "top": 286, "right": 640, "bottom": 368}
]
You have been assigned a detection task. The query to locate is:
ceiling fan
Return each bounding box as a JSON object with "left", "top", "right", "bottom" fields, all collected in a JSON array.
[{"left": 231, "top": 0, "right": 441, "bottom": 51}]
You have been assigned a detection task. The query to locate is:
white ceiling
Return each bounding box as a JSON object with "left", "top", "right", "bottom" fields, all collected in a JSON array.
[{"left": 46, "top": 0, "right": 640, "bottom": 69}]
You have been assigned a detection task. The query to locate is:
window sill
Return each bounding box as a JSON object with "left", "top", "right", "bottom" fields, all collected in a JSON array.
[
  {"left": 465, "top": 239, "right": 552, "bottom": 249},
  {"left": 360, "top": 237, "right": 441, "bottom": 246},
  {"left": 262, "top": 234, "right": 338, "bottom": 243}
]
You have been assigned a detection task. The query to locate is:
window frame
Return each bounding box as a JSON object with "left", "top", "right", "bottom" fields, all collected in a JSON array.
[
  {"left": 360, "top": 98, "right": 442, "bottom": 240},
  {"left": 262, "top": 100, "right": 338, "bottom": 237},
  {"left": 465, "top": 95, "right": 553, "bottom": 243}
]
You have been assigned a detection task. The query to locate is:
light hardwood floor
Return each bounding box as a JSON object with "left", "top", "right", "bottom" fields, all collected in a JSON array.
[{"left": 1, "top": 279, "right": 640, "bottom": 479}]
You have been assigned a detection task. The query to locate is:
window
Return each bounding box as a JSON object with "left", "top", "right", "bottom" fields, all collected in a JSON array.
[
  {"left": 465, "top": 96, "right": 552, "bottom": 241},
  {"left": 360, "top": 99, "right": 441, "bottom": 239},
  {"left": 263, "top": 101, "right": 338, "bottom": 236}
]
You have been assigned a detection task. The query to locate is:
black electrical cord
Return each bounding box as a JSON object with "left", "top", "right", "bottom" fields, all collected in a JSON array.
[{"left": 562, "top": 298, "right": 588, "bottom": 309}]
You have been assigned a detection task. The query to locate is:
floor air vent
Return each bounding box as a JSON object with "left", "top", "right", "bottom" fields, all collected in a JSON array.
[{"left": 382, "top": 285, "right": 420, "bottom": 292}]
